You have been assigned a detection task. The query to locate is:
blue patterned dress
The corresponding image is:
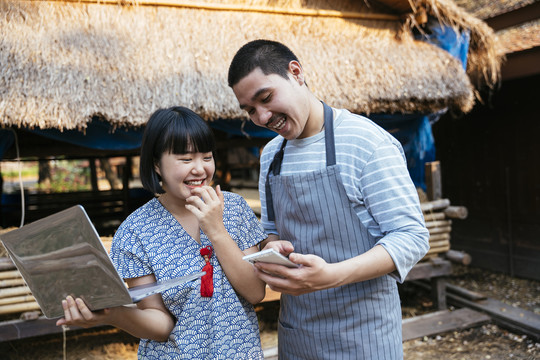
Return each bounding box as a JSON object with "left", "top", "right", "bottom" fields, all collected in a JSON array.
[{"left": 110, "top": 192, "right": 266, "bottom": 359}]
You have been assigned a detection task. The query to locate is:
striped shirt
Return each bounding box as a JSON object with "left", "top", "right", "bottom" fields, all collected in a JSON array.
[{"left": 259, "top": 108, "right": 429, "bottom": 282}]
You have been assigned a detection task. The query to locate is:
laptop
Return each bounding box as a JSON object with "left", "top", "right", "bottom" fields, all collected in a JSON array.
[{"left": 0, "top": 205, "right": 204, "bottom": 319}]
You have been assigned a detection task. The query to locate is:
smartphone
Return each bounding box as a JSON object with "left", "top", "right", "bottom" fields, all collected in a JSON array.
[{"left": 242, "top": 249, "right": 299, "bottom": 268}]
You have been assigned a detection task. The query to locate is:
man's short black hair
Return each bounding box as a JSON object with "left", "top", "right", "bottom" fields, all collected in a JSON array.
[
  {"left": 139, "top": 106, "right": 216, "bottom": 194},
  {"left": 228, "top": 39, "right": 300, "bottom": 88}
]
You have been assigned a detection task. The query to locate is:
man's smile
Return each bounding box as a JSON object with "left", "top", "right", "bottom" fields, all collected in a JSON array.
[{"left": 268, "top": 114, "right": 286, "bottom": 131}]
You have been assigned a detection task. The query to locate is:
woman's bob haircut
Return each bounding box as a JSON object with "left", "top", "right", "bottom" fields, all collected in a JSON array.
[{"left": 139, "top": 106, "right": 216, "bottom": 194}]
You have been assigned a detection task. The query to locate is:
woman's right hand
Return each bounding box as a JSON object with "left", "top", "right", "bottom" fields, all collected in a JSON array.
[
  {"left": 262, "top": 239, "right": 295, "bottom": 257},
  {"left": 56, "top": 296, "right": 111, "bottom": 328}
]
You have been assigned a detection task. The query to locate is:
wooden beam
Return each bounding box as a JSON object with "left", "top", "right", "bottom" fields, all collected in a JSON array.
[
  {"left": 501, "top": 46, "right": 540, "bottom": 81},
  {"left": 447, "top": 294, "right": 540, "bottom": 341},
  {"left": 0, "top": 317, "right": 108, "bottom": 342},
  {"left": 403, "top": 308, "right": 491, "bottom": 341},
  {"left": 405, "top": 259, "right": 452, "bottom": 281},
  {"left": 38, "top": 0, "right": 402, "bottom": 21},
  {"left": 485, "top": 1, "right": 540, "bottom": 30}
]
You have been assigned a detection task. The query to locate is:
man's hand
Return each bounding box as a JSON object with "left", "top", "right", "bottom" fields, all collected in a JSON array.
[{"left": 253, "top": 252, "right": 342, "bottom": 296}]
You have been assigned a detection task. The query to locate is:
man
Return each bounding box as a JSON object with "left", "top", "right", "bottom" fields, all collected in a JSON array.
[{"left": 228, "top": 39, "right": 429, "bottom": 359}]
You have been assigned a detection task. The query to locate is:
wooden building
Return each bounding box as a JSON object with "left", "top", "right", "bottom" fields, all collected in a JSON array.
[{"left": 434, "top": 0, "right": 540, "bottom": 280}]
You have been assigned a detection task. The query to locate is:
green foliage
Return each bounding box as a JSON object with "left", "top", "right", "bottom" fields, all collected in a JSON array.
[{"left": 37, "top": 160, "right": 91, "bottom": 192}]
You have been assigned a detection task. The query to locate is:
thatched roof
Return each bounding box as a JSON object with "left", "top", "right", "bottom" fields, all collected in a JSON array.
[
  {"left": 453, "top": 0, "right": 540, "bottom": 55},
  {"left": 0, "top": 0, "right": 502, "bottom": 130},
  {"left": 452, "top": 0, "right": 537, "bottom": 20}
]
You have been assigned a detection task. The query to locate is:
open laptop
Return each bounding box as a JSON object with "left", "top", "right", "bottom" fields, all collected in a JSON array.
[{"left": 0, "top": 205, "right": 204, "bottom": 319}]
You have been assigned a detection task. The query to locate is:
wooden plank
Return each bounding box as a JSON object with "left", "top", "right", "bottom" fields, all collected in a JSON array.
[
  {"left": 405, "top": 259, "right": 452, "bottom": 281},
  {"left": 445, "top": 283, "right": 486, "bottom": 301},
  {"left": 447, "top": 295, "right": 540, "bottom": 341},
  {"left": 402, "top": 308, "right": 491, "bottom": 341},
  {"left": 0, "top": 317, "right": 107, "bottom": 342}
]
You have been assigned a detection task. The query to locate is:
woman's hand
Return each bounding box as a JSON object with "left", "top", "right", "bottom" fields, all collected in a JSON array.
[
  {"left": 261, "top": 239, "right": 295, "bottom": 257},
  {"left": 56, "top": 296, "right": 111, "bottom": 328},
  {"left": 185, "top": 185, "right": 226, "bottom": 238}
]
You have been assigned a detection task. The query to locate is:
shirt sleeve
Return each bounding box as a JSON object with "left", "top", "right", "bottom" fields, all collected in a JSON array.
[
  {"left": 359, "top": 138, "right": 430, "bottom": 283},
  {"left": 110, "top": 223, "right": 153, "bottom": 279},
  {"left": 224, "top": 192, "right": 268, "bottom": 250}
]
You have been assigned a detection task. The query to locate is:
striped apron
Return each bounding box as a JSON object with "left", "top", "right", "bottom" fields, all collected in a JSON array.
[{"left": 265, "top": 102, "right": 403, "bottom": 359}]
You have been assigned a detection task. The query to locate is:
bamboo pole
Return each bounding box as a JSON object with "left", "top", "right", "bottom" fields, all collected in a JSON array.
[
  {"left": 423, "top": 212, "right": 446, "bottom": 222},
  {"left": 425, "top": 244, "right": 450, "bottom": 256},
  {"left": 0, "top": 302, "right": 41, "bottom": 315},
  {"left": 0, "top": 278, "right": 26, "bottom": 287},
  {"left": 37, "top": 0, "right": 402, "bottom": 21},
  {"left": 0, "top": 295, "right": 36, "bottom": 306},
  {"left": 428, "top": 239, "right": 450, "bottom": 248},
  {"left": 443, "top": 250, "right": 472, "bottom": 265},
  {"left": 0, "top": 286, "right": 32, "bottom": 299},
  {"left": 428, "top": 226, "right": 452, "bottom": 235},
  {"left": 0, "top": 270, "right": 22, "bottom": 280},
  {"left": 425, "top": 219, "right": 452, "bottom": 229},
  {"left": 444, "top": 206, "right": 468, "bottom": 219},
  {"left": 421, "top": 199, "right": 451, "bottom": 213},
  {"left": 0, "top": 257, "right": 16, "bottom": 271},
  {"left": 428, "top": 233, "right": 450, "bottom": 242}
]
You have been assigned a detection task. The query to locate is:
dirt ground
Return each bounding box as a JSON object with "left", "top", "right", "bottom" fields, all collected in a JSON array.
[{"left": 0, "top": 264, "right": 539, "bottom": 359}]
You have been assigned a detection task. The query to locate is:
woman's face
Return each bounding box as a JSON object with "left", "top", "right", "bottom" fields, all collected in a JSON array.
[{"left": 155, "top": 150, "right": 215, "bottom": 202}]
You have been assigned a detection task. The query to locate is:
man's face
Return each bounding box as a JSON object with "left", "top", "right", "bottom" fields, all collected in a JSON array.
[{"left": 232, "top": 65, "right": 312, "bottom": 140}]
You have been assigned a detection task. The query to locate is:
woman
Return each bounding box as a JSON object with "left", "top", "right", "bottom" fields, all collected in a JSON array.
[{"left": 57, "top": 106, "right": 267, "bottom": 359}]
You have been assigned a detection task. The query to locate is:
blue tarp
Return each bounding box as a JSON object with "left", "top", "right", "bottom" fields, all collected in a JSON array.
[
  {"left": 369, "top": 112, "right": 440, "bottom": 191},
  {"left": 0, "top": 118, "right": 273, "bottom": 160}
]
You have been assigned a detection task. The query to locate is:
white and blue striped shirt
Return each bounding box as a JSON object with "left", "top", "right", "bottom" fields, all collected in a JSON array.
[{"left": 259, "top": 108, "right": 429, "bottom": 282}]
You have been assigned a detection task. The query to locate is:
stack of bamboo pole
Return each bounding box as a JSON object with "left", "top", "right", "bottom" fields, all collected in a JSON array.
[
  {"left": 420, "top": 198, "right": 468, "bottom": 261},
  {"left": 0, "top": 258, "right": 40, "bottom": 316}
]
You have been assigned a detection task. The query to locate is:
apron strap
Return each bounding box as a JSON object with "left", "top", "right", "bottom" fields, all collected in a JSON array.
[
  {"left": 265, "top": 140, "right": 287, "bottom": 221},
  {"left": 266, "top": 101, "right": 335, "bottom": 221},
  {"left": 322, "top": 102, "right": 336, "bottom": 166}
]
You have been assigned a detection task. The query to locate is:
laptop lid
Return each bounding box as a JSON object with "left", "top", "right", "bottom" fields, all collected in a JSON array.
[{"left": 0, "top": 205, "right": 203, "bottom": 318}]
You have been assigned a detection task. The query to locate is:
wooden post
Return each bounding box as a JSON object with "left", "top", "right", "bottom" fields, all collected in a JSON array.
[
  {"left": 89, "top": 158, "right": 99, "bottom": 192},
  {"left": 425, "top": 161, "right": 442, "bottom": 201}
]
